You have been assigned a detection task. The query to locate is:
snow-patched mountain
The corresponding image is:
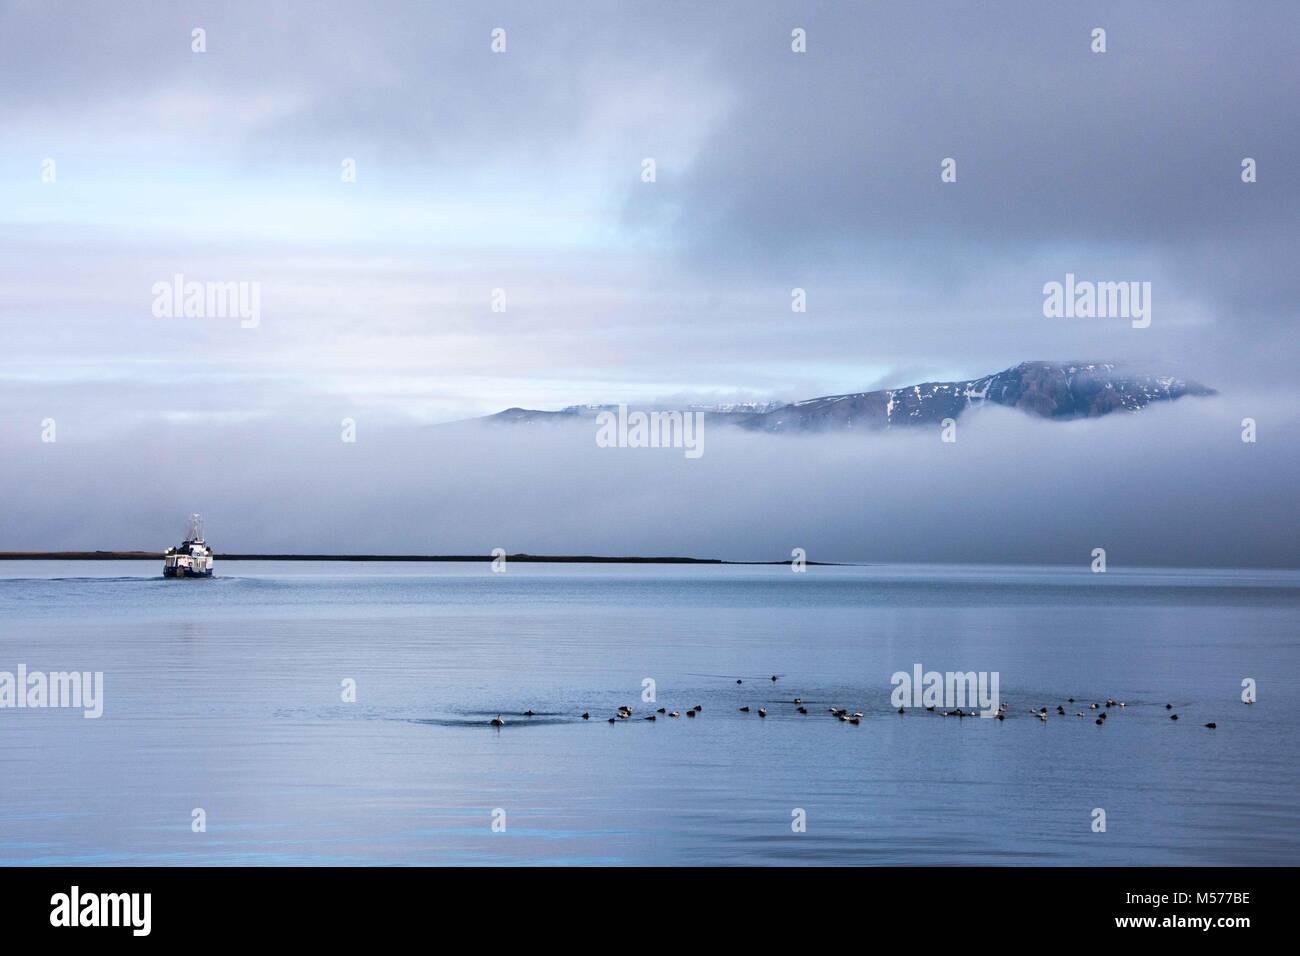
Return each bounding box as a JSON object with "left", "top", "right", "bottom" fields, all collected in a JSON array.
[
  {"left": 482, "top": 362, "right": 1214, "bottom": 431},
  {"left": 744, "top": 362, "right": 1215, "bottom": 432}
]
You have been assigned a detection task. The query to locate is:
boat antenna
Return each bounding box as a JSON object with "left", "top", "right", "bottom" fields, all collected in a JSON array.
[{"left": 187, "top": 512, "right": 203, "bottom": 541}]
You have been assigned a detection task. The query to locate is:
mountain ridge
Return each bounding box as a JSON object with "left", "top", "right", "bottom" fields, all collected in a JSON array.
[{"left": 482, "top": 361, "right": 1216, "bottom": 432}]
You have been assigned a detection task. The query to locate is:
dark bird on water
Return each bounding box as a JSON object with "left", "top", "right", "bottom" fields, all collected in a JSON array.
[
  {"left": 1095, "top": 718, "right": 1104, "bottom": 725},
  {"left": 739, "top": 706, "right": 750, "bottom": 712},
  {"left": 645, "top": 715, "right": 656, "bottom": 721},
  {"left": 797, "top": 706, "right": 808, "bottom": 714},
  {"left": 1205, "top": 722, "right": 1217, "bottom": 728},
  {"left": 657, "top": 707, "right": 666, "bottom": 714},
  {"left": 758, "top": 708, "right": 767, "bottom": 717},
  {"left": 849, "top": 717, "right": 860, "bottom": 725},
  {"left": 581, "top": 712, "right": 589, "bottom": 720},
  {"left": 736, "top": 679, "right": 743, "bottom": 684},
  {"left": 770, "top": 676, "right": 779, "bottom": 682},
  {"left": 898, "top": 707, "right": 906, "bottom": 714},
  {"left": 490, "top": 715, "right": 505, "bottom": 727},
  {"left": 995, "top": 713, "right": 1005, "bottom": 721},
  {"left": 1166, "top": 703, "right": 1173, "bottom": 709},
  {"left": 686, "top": 710, "right": 696, "bottom": 717},
  {"left": 607, "top": 717, "right": 616, "bottom": 724},
  {"left": 524, "top": 710, "right": 536, "bottom": 717},
  {"left": 1170, "top": 714, "right": 1179, "bottom": 720}
]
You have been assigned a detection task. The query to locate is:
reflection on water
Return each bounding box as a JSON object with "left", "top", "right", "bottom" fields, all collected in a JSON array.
[{"left": 1, "top": 561, "right": 1298, "bottom": 865}]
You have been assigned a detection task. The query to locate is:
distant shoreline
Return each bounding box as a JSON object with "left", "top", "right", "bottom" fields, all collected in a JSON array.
[{"left": 0, "top": 551, "right": 825, "bottom": 565}]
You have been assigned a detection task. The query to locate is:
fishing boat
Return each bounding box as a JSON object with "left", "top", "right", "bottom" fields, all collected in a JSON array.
[{"left": 163, "top": 513, "right": 214, "bottom": 578}]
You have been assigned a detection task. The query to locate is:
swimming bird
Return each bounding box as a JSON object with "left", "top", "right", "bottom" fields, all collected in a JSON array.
[
  {"left": 853, "top": 712, "right": 863, "bottom": 719},
  {"left": 793, "top": 698, "right": 801, "bottom": 704},
  {"left": 739, "top": 706, "right": 750, "bottom": 713},
  {"left": 669, "top": 711, "right": 680, "bottom": 718},
  {"left": 1038, "top": 713, "right": 1048, "bottom": 722},
  {"left": 490, "top": 715, "right": 505, "bottom": 727},
  {"left": 926, "top": 706, "right": 935, "bottom": 712},
  {"left": 1170, "top": 714, "right": 1179, "bottom": 720},
  {"left": 995, "top": 713, "right": 1005, "bottom": 721},
  {"left": 582, "top": 712, "right": 589, "bottom": 720},
  {"left": 1166, "top": 703, "right": 1173, "bottom": 709},
  {"left": 1095, "top": 718, "right": 1104, "bottom": 725},
  {"left": 736, "top": 679, "right": 743, "bottom": 684},
  {"left": 1067, "top": 697, "right": 1075, "bottom": 703},
  {"left": 849, "top": 717, "right": 860, "bottom": 725},
  {"left": 1076, "top": 712, "right": 1085, "bottom": 717},
  {"left": 694, "top": 705, "right": 703, "bottom": 711},
  {"left": 758, "top": 708, "right": 767, "bottom": 717},
  {"left": 686, "top": 709, "right": 696, "bottom": 717},
  {"left": 657, "top": 707, "right": 666, "bottom": 714},
  {"left": 770, "top": 676, "right": 779, "bottom": 682},
  {"left": 1090, "top": 703, "right": 1099, "bottom": 710},
  {"left": 1205, "top": 722, "right": 1216, "bottom": 728},
  {"left": 607, "top": 717, "right": 616, "bottom": 724},
  {"left": 797, "top": 706, "right": 808, "bottom": 715},
  {"left": 898, "top": 707, "right": 906, "bottom": 714},
  {"left": 524, "top": 710, "right": 536, "bottom": 717},
  {"left": 645, "top": 715, "right": 656, "bottom": 721}
]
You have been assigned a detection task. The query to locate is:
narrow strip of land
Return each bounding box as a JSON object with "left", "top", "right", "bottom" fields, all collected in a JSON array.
[{"left": 0, "top": 551, "right": 823, "bottom": 565}]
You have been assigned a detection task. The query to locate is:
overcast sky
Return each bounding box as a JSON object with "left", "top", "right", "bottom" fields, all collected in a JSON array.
[{"left": 1, "top": 1, "right": 1297, "bottom": 559}]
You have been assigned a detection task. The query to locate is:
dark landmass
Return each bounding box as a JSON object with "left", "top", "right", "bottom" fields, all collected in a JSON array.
[
  {"left": 483, "top": 361, "right": 1215, "bottom": 432},
  {"left": 0, "top": 551, "right": 832, "bottom": 565}
]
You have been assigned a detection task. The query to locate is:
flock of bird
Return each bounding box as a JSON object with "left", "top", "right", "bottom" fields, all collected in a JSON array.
[{"left": 489, "top": 677, "right": 1240, "bottom": 728}]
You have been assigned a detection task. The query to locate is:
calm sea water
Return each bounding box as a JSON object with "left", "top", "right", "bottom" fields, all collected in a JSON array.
[{"left": 1, "top": 560, "right": 1297, "bottom": 866}]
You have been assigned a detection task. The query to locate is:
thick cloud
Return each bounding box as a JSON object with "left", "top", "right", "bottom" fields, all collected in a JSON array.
[{"left": 0, "top": 1, "right": 1296, "bottom": 557}]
